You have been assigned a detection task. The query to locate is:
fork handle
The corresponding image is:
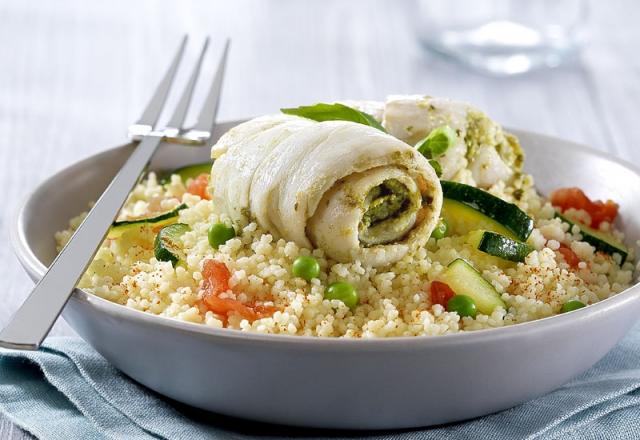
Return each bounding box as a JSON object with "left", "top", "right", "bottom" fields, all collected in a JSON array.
[{"left": 0, "top": 134, "right": 164, "bottom": 350}]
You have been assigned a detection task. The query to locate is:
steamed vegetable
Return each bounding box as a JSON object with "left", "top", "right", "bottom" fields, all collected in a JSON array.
[
  {"left": 437, "top": 258, "right": 505, "bottom": 315},
  {"left": 154, "top": 223, "right": 190, "bottom": 266},
  {"left": 466, "top": 230, "right": 533, "bottom": 262},
  {"left": 430, "top": 280, "right": 455, "bottom": 307},
  {"left": 555, "top": 212, "right": 627, "bottom": 264},
  {"left": 442, "top": 181, "right": 533, "bottom": 241},
  {"left": 108, "top": 204, "right": 187, "bottom": 239},
  {"left": 561, "top": 300, "right": 586, "bottom": 313},
  {"left": 200, "top": 259, "right": 277, "bottom": 321},
  {"left": 442, "top": 199, "right": 515, "bottom": 240},
  {"left": 324, "top": 281, "right": 358, "bottom": 309},
  {"left": 550, "top": 187, "right": 618, "bottom": 228},
  {"left": 430, "top": 218, "right": 449, "bottom": 240},
  {"left": 186, "top": 173, "right": 211, "bottom": 199},
  {"left": 447, "top": 295, "right": 477, "bottom": 318},
  {"left": 208, "top": 222, "right": 236, "bottom": 249},
  {"left": 557, "top": 243, "right": 581, "bottom": 269},
  {"left": 292, "top": 256, "right": 320, "bottom": 281},
  {"left": 161, "top": 162, "right": 212, "bottom": 184}
]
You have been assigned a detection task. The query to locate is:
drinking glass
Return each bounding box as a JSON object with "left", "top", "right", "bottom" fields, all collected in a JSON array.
[{"left": 415, "top": 0, "right": 588, "bottom": 76}]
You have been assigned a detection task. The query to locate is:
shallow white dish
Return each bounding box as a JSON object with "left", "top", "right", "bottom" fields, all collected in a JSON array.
[{"left": 11, "top": 121, "right": 640, "bottom": 430}]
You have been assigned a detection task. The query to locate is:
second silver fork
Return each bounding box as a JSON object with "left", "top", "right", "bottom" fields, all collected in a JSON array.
[{"left": 0, "top": 35, "right": 229, "bottom": 350}]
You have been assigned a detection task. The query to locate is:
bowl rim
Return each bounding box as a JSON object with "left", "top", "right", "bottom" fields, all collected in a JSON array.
[{"left": 10, "top": 125, "right": 640, "bottom": 349}]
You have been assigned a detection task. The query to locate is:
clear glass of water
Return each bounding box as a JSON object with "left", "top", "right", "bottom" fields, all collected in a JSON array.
[{"left": 415, "top": 0, "right": 588, "bottom": 76}]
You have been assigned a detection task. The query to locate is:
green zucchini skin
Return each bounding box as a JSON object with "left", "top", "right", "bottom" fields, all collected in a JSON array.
[
  {"left": 159, "top": 162, "right": 212, "bottom": 184},
  {"left": 555, "top": 212, "right": 628, "bottom": 264},
  {"left": 107, "top": 204, "right": 188, "bottom": 239},
  {"left": 438, "top": 258, "right": 506, "bottom": 315},
  {"left": 154, "top": 223, "right": 191, "bottom": 266},
  {"left": 467, "top": 230, "right": 534, "bottom": 262},
  {"left": 443, "top": 199, "right": 517, "bottom": 240},
  {"left": 441, "top": 181, "right": 533, "bottom": 241},
  {"left": 478, "top": 232, "right": 533, "bottom": 263}
]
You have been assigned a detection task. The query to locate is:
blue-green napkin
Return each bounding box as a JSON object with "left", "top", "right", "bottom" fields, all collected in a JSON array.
[{"left": 2, "top": 323, "right": 640, "bottom": 440}]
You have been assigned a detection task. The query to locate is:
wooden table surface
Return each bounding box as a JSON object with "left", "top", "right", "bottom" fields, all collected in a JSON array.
[{"left": 1, "top": 0, "right": 638, "bottom": 438}]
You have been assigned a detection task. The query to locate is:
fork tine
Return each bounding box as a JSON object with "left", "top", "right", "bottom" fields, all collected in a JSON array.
[
  {"left": 190, "top": 38, "right": 230, "bottom": 136},
  {"left": 165, "top": 37, "right": 210, "bottom": 135},
  {"left": 134, "top": 35, "right": 188, "bottom": 129}
]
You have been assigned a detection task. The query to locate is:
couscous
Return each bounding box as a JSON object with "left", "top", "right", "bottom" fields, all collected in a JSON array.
[{"left": 55, "top": 95, "right": 636, "bottom": 338}]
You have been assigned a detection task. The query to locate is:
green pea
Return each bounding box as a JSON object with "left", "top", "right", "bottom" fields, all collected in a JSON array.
[
  {"left": 447, "top": 294, "right": 477, "bottom": 318},
  {"left": 325, "top": 281, "right": 358, "bottom": 309},
  {"left": 292, "top": 255, "right": 320, "bottom": 281},
  {"left": 208, "top": 222, "right": 236, "bottom": 249},
  {"left": 431, "top": 218, "right": 449, "bottom": 240},
  {"left": 561, "top": 300, "right": 586, "bottom": 313}
]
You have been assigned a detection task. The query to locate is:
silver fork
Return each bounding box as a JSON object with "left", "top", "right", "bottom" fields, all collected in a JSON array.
[{"left": 0, "top": 36, "right": 230, "bottom": 350}]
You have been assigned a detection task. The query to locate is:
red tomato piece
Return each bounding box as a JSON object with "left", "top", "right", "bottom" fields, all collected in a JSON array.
[
  {"left": 430, "top": 280, "right": 456, "bottom": 307},
  {"left": 550, "top": 187, "right": 618, "bottom": 228},
  {"left": 201, "top": 259, "right": 231, "bottom": 296},
  {"left": 203, "top": 294, "right": 259, "bottom": 321},
  {"left": 187, "top": 173, "right": 211, "bottom": 200},
  {"left": 558, "top": 244, "right": 581, "bottom": 269},
  {"left": 589, "top": 200, "right": 618, "bottom": 228},
  {"left": 253, "top": 304, "right": 280, "bottom": 317},
  {"left": 550, "top": 187, "right": 592, "bottom": 212},
  {"left": 200, "top": 259, "right": 276, "bottom": 322}
]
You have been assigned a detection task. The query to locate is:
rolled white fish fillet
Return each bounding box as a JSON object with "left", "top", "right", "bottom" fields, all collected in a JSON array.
[
  {"left": 350, "top": 95, "right": 521, "bottom": 187},
  {"left": 209, "top": 114, "right": 315, "bottom": 225},
  {"left": 210, "top": 115, "right": 442, "bottom": 267}
]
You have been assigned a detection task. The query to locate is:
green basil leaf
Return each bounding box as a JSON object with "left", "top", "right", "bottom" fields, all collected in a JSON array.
[
  {"left": 416, "top": 125, "right": 457, "bottom": 159},
  {"left": 281, "top": 103, "right": 386, "bottom": 132},
  {"left": 429, "top": 159, "right": 442, "bottom": 178}
]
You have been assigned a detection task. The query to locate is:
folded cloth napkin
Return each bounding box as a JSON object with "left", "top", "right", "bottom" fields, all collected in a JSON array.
[{"left": 2, "top": 324, "right": 640, "bottom": 440}]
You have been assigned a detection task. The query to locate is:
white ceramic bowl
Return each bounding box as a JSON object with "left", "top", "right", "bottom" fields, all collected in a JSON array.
[{"left": 11, "top": 122, "right": 640, "bottom": 430}]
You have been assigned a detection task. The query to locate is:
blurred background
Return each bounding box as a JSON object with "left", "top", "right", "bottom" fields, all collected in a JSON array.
[{"left": 0, "top": 0, "right": 638, "bottom": 332}]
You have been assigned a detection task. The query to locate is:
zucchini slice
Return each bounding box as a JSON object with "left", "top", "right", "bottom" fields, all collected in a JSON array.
[
  {"left": 466, "top": 230, "right": 534, "bottom": 263},
  {"left": 555, "top": 212, "right": 628, "bottom": 264},
  {"left": 441, "top": 181, "right": 533, "bottom": 241},
  {"left": 154, "top": 223, "right": 191, "bottom": 266},
  {"left": 437, "top": 258, "right": 506, "bottom": 315},
  {"left": 443, "top": 199, "right": 517, "bottom": 240},
  {"left": 107, "top": 204, "right": 187, "bottom": 239},
  {"left": 160, "top": 162, "right": 212, "bottom": 184}
]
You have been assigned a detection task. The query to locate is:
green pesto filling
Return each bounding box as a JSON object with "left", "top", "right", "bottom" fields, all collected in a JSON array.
[
  {"left": 359, "top": 179, "right": 421, "bottom": 246},
  {"left": 362, "top": 179, "right": 410, "bottom": 228},
  {"left": 464, "top": 110, "right": 524, "bottom": 172}
]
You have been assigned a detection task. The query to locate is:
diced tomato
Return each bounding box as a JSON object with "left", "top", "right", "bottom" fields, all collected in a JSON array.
[
  {"left": 589, "top": 200, "right": 618, "bottom": 228},
  {"left": 203, "top": 294, "right": 260, "bottom": 321},
  {"left": 550, "top": 187, "right": 618, "bottom": 228},
  {"left": 187, "top": 173, "right": 211, "bottom": 200},
  {"left": 550, "top": 187, "right": 591, "bottom": 212},
  {"left": 558, "top": 244, "right": 580, "bottom": 269},
  {"left": 201, "top": 259, "right": 231, "bottom": 296},
  {"left": 200, "top": 259, "right": 276, "bottom": 322},
  {"left": 253, "top": 304, "right": 280, "bottom": 317},
  {"left": 430, "top": 280, "right": 456, "bottom": 307}
]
